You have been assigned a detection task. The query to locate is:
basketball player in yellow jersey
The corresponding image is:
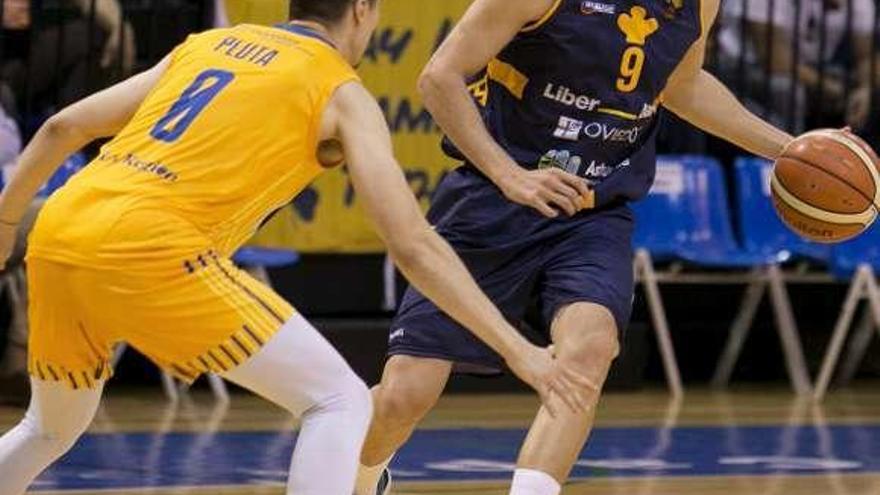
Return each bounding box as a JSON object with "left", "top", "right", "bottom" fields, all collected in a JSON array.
[{"left": 0, "top": 1, "right": 592, "bottom": 494}]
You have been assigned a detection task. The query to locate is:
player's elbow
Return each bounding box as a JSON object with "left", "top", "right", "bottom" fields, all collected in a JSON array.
[
  {"left": 673, "top": 67, "right": 716, "bottom": 106},
  {"left": 417, "top": 68, "right": 440, "bottom": 105},
  {"left": 662, "top": 83, "right": 697, "bottom": 120},
  {"left": 418, "top": 65, "right": 455, "bottom": 110},
  {"left": 42, "top": 111, "right": 89, "bottom": 144}
]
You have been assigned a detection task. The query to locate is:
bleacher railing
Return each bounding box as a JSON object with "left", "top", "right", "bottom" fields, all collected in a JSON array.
[
  {"left": 0, "top": 0, "right": 213, "bottom": 132},
  {"left": 707, "top": 0, "right": 879, "bottom": 138}
]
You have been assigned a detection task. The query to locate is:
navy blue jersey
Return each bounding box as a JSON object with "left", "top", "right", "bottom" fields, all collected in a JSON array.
[{"left": 443, "top": 0, "right": 703, "bottom": 206}]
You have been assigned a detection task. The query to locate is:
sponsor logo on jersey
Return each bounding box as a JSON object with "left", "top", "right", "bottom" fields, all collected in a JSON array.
[
  {"left": 663, "top": 0, "right": 684, "bottom": 19},
  {"left": 583, "top": 122, "right": 643, "bottom": 144},
  {"left": 553, "top": 116, "right": 585, "bottom": 141},
  {"left": 618, "top": 7, "right": 659, "bottom": 46},
  {"left": 389, "top": 328, "right": 406, "bottom": 342},
  {"left": 538, "top": 150, "right": 584, "bottom": 176},
  {"left": 583, "top": 161, "right": 615, "bottom": 179},
  {"left": 638, "top": 103, "right": 658, "bottom": 119},
  {"left": 583, "top": 158, "right": 631, "bottom": 179},
  {"left": 543, "top": 83, "right": 602, "bottom": 111},
  {"left": 580, "top": 1, "right": 616, "bottom": 15},
  {"left": 98, "top": 151, "right": 179, "bottom": 183},
  {"left": 538, "top": 150, "right": 631, "bottom": 183}
]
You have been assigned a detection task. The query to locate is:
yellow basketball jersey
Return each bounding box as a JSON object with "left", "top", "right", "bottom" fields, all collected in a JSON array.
[{"left": 29, "top": 24, "right": 359, "bottom": 267}]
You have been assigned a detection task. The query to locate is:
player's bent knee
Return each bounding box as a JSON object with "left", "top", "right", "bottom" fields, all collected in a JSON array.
[
  {"left": 556, "top": 304, "right": 621, "bottom": 378},
  {"left": 20, "top": 412, "right": 85, "bottom": 458},
  {"left": 347, "top": 377, "right": 374, "bottom": 428},
  {"left": 318, "top": 370, "right": 373, "bottom": 421},
  {"left": 573, "top": 326, "right": 619, "bottom": 366},
  {"left": 586, "top": 325, "right": 620, "bottom": 364},
  {"left": 330, "top": 379, "right": 373, "bottom": 438},
  {"left": 374, "top": 379, "right": 440, "bottom": 426}
]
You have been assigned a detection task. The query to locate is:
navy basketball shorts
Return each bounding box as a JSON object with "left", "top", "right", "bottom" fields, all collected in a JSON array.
[{"left": 388, "top": 172, "right": 635, "bottom": 374}]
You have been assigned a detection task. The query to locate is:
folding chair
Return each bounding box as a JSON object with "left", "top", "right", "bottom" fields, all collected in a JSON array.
[
  {"left": 36, "top": 153, "right": 88, "bottom": 198},
  {"left": 233, "top": 246, "right": 300, "bottom": 286},
  {"left": 813, "top": 224, "right": 880, "bottom": 401},
  {"left": 710, "top": 158, "right": 833, "bottom": 390},
  {"left": 631, "top": 159, "right": 691, "bottom": 398},
  {"left": 633, "top": 156, "right": 812, "bottom": 397},
  {"left": 733, "top": 157, "right": 831, "bottom": 262}
]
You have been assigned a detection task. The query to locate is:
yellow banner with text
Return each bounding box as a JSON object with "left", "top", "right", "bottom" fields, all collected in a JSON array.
[{"left": 242, "top": 0, "right": 473, "bottom": 253}]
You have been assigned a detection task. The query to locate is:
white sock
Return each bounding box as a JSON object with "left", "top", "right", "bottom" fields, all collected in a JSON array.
[
  {"left": 510, "top": 468, "right": 561, "bottom": 495},
  {"left": 222, "top": 314, "right": 373, "bottom": 495},
  {"left": 354, "top": 455, "right": 393, "bottom": 495}
]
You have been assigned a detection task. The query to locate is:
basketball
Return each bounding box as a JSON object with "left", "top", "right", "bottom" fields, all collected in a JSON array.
[{"left": 771, "top": 129, "right": 880, "bottom": 243}]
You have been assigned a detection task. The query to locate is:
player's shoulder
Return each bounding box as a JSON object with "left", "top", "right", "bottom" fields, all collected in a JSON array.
[
  {"left": 520, "top": 0, "right": 564, "bottom": 28},
  {"left": 322, "top": 79, "right": 386, "bottom": 132},
  {"left": 325, "top": 80, "right": 375, "bottom": 121},
  {"left": 462, "top": 0, "right": 558, "bottom": 30}
]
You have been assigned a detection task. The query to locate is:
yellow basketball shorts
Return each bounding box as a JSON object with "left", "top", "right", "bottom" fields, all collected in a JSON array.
[{"left": 26, "top": 250, "right": 295, "bottom": 389}]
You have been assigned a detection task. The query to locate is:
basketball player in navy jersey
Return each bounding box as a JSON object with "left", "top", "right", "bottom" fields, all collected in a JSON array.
[{"left": 355, "top": 0, "right": 795, "bottom": 493}]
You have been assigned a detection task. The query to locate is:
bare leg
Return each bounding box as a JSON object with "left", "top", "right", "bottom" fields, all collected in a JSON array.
[
  {"left": 513, "top": 303, "right": 619, "bottom": 491},
  {"left": 360, "top": 355, "right": 451, "bottom": 465},
  {"left": 355, "top": 355, "right": 451, "bottom": 495}
]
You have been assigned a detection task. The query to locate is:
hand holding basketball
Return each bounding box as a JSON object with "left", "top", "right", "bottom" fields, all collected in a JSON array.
[{"left": 771, "top": 128, "right": 880, "bottom": 243}]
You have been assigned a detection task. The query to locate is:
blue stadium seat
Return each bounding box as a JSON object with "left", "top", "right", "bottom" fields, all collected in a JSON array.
[
  {"left": 829, "top": 221, "right": 880, "bottom": 278},
  {"left": 631, "top": 159, "right": 689, "bottom": 261},
  {"left": 0, "top": 152, "right": 87, "bottom": 195},
  {"left": 633, "top": 156, "right": 812, "bottom": 396},
  {"left": 233, "top": 246, "right": 300, "bottom": 269},
  {"left": 814, "top": 222, "right": 880, "bottom": 400},
  {"left": 734, "top": 157, "right": 831, "bottom": 262},
  {"left": 632, "top": 156, "right": 784, "bottom": 267},
  {"left": 37, "top": 152, "right": 88, "bottom": 197}
]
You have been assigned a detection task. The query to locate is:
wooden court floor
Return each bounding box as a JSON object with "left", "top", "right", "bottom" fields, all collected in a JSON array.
[{"left": 3, "top": 383, "right": 880, "bottom": 495}]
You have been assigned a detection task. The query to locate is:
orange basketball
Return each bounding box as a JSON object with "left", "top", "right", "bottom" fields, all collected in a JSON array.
[{"left": 771, "top": 129, "right": 880, "bottom": 243}]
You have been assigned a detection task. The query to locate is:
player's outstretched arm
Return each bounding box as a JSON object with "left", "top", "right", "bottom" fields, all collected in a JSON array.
[
  {"left": 662, "top": 0, "right": 793, "bottom": 159},
  {"left": 0, "top": 56, "right": 170, "bottom": 267},
  {"left": 664, "top": 69, "right": 793, "bottom": 160},
  {"left": 329, "top": 82, "right": 591, "bottom": 414},
  {"left": 419, "top": 0, "right": 592, "bottom": 217}
]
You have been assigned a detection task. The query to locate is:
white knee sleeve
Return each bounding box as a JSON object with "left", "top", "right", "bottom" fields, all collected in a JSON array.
[
  {"left": 222, "top": 314, "right": 372, "bottom": 495},
  {"left": 307, "top": 372, "right": 372, "bottom": 429},
  {"left": 0, "top": 379, "right": 103, "bottom": 495},
  {"left": 17, "top": 413, "right": 79, "bottom": 458}
]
